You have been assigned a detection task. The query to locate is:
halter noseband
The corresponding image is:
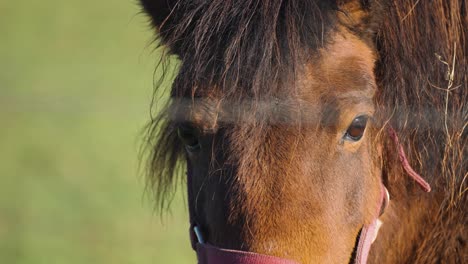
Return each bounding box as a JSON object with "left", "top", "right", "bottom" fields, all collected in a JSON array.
[{"left": 186, "top": 127, "right": 430, "bottom": 264}]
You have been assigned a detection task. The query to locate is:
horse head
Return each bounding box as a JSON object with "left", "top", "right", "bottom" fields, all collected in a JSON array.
[{"left": 140, "top": 0, "right": 465, "bottom": 263}]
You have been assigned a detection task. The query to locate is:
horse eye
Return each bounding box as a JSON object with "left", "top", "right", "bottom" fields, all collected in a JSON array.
[
  {"left": 344, "top": 115, "right": 368, "bottom": 141},
  {"left": 177, "top": 125, "right": 200, "bottom": 151}
]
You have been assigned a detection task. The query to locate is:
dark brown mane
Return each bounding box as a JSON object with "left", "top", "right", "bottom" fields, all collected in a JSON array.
[
  {"left": 374, "top": 0, "right": 466, "bottom": 205},
  {"left": 150, "top": 0, "right": 341, "bottom": 98},
  {"left": 372, "top": 1, "right": 467, "bottom": 261},
  {"left": 143, "top": 1, "right": 466, "bottom": 252}
]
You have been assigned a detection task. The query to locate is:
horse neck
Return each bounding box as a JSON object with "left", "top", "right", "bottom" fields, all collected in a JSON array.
[{"left": 368, "top": 172, "right": 466, "bottom": 263}]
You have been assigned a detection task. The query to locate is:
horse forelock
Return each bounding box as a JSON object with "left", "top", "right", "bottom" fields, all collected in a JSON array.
[{"left": 159, "top": 0, "right": 340, "bottom": 100}]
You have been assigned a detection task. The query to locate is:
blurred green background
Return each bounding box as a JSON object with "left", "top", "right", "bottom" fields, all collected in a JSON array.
[{"left": 0, "top": 1, "right": 193, "bottom": 263}]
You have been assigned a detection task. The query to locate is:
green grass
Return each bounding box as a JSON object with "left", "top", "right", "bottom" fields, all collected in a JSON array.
[{"left": 0, "top": 1, "right": 193, "bottom": 263}]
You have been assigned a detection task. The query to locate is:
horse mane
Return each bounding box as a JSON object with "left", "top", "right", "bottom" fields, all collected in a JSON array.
[
  {"left": 141, "top": 0, "right": 467, "bottom": 214},
  {"left": 374, "top": 0, "right": 467, "bottom": 208}
]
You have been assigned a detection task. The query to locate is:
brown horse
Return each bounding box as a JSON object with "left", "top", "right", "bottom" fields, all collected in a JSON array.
[{"left": 140, "top": 0, "right": 467, "bottom": 263}]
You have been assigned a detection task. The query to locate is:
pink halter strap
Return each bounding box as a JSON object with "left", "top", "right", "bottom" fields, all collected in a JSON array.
[
  {"left": 354, "top": 184, "right": 390, "bottom": 264},
  {"left": 187, "top": 127, "right": 430, "bottom": 264},
  {"left": 196, "top": 243, "right": 299, "bottom": 264},
  {"left": 387, "top": 126, "right": 431, "bottom": 192}
]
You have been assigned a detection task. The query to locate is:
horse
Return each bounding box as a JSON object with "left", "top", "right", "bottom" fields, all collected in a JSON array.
[{"left": 140, "top": 0, "right": 467, "bottom": 263}]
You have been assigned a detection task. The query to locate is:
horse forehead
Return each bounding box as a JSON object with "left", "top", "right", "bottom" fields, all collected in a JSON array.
[
  {"left": 177, "top": 31, "right": 376, "bottom": 126},
  {"left": 301, "top": 31, "right": 376, "bottom": 100},
  {"left": 322, "top": 31, "right": 375, "bottom": 74}
]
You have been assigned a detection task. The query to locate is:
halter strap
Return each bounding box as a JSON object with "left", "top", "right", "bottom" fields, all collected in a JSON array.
[
  {"left": 387, "top": 126, "right": 431, "bottom": 192},
  {"left": 354, "top": 185, "right": 389, "bottom": 264},
  {"left": 196, "top": 243, "right": 299, "bottom": 264}
]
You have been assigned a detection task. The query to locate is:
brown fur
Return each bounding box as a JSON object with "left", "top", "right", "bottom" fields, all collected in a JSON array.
[{"left": 140, "top": 0, "right": 467, "bottom": 263}]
